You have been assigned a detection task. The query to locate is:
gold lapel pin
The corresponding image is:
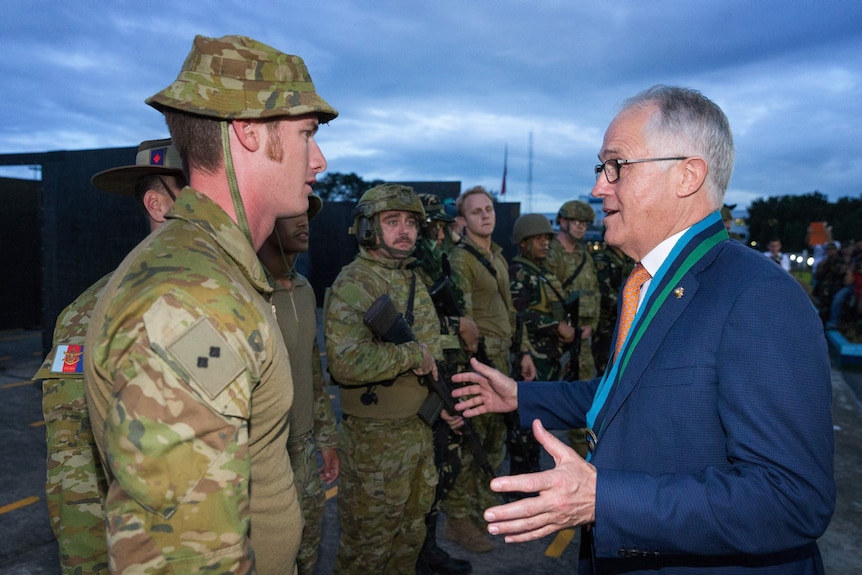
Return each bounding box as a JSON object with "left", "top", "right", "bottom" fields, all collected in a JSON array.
[{"left": 673, "top": 287, "right": 685, "bottom": 299}]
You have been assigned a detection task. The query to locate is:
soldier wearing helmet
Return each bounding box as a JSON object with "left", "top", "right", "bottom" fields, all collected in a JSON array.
[
  {"left": 547, "top": 200, "right": 601, "bottom": 378},
  {"left": 507, "top": 214, "right": 576, "bottom": 475},
  {"left": 84, "top": 35, "right": 336, "bottom": 574},
  {"left": 324, "top": 184, "right": 442, "bottom": 573},
  {"left": 546, "top": 200, "right": 601, "bottom": 458},
  {"left": 34, "top": 139, "right": 184, "bottom": 575},
  {"left": 257, "top": 196, "right": 338, "bottom": 575}
]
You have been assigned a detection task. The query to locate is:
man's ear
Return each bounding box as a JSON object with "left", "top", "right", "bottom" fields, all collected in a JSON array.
[
  {"left": 677, "top": 156, "right": 708, "bottom": 198},
  {"left": 143, "top": 189, "right": 172, "bottom": 223},
  {"left": 230, "top": 119, "right": 261, "bottom": 152}
]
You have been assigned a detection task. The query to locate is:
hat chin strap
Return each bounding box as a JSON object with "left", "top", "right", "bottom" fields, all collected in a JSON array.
[{"left": 221, "top": 122, "right": 253, "bottom": 245}]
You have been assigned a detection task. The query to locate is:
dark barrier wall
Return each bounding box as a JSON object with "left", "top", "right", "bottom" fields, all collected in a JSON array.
[
  {"left": 0, "top": 177, "right": 41, "bottom": 330},
  {"left": 1, "top": 146, "right": 524, "bottom": 354},
  {"left": 36, "top": 147, "right": 143, "bottom": 352}
]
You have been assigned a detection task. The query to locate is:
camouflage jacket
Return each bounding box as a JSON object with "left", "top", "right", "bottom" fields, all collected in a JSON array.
[
  {"left": 84, "top": 188, "right": 300, "bottom": 575},
  {"left": 546, "top": 238, "right": 600, "bottom": 328},
  {"left": 409, "top": 237, "right": 463, "bottom": 355},
  {"left": 270, "top": 272, "right": 337, "bottom": 450},
  {"left": 34, "top": 273, "right": 111, "bottom": 575},
  {"left": 508, "top": 254, "right": 569, "bottom": 359},
  {"left": 324, "top": 248, "right": 441, "bottom": 420}
]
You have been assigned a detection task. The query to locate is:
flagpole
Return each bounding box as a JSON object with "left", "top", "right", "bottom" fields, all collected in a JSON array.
[
  {"left": 527, "top": 131, "right": 533, "bottom": 213},
  {"left": 501, "top": 144, "right": 507, "bottom": 197}
]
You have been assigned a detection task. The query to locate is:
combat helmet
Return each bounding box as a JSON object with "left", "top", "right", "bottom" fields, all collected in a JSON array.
[
  {"left": 351, "top": 184, "right": 425, "bottom": 255},
  {"left": 145, "top": 35, "right": 337, "bottom": 246},
  {"left": 512, "top": 213, "right": 554, "bottom": 244},
  {"left": 418, "top": 193, "right": 454, "bottom": 223},
  {"left": 556, "top": 200, "right": 595, "bottom": 225}
]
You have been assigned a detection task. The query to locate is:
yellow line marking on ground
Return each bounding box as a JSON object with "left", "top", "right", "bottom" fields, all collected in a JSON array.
[
  {"left": 545, "top": 527, "right": 575, "bottom": 557},
  {"left": 30, "top": 420, "right": 46, "bottom": 428},
  {"left": 0, "top": 496, "right": 40, "bottom": 515},
  {"left": 325, "top": 486, "right": 338, "bottom": 500},
  {"left": 2, "top": 380, "right": 35, "bottom": 389}
]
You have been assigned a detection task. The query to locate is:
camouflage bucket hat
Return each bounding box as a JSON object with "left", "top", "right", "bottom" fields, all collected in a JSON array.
[
  {"left": 418, "top": 193, "right": 454, "bottom": 223},
  {"left": 557, "top": 200, "right": 594, "bottom": 224},
  {"left": 146, "top": 35, "right": 338, "bottom": 122},
  {"left": 91, "top": 139, "right": 183, "bottom": 197}
]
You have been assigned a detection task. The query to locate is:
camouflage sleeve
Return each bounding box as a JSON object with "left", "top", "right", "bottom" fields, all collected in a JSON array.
[
  {"left": 312, "top": 337, "right": 338, "bottom": 450},
  {"left": 580, "top": 255, "right": 601, "bottom": 327},
  {"left": 509, "top": 263, "right": 560, "bottom": 338},
  {"left": 324, "top": 273, "right": 425, "bottom": 385},
  {"left": 35, "top": 275, "right": 111, "bottom": 574},
  {"left": 88, "top": 291, "right": 257, "bottom": 572},
  {"left": 449, "top": 248, "right": 474, "bottom": 318}
]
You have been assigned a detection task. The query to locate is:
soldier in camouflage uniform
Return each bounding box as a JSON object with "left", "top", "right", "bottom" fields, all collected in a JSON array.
[
  {"left": 546, "top": 200, "right": 600, "bottom": 458},
  {"left": 443, "top": 186, "right": 535, "bottom": 553},
  {"left": 83, "top": 35, "right": 337, "bottom": 574},
  {"left": 257, "top": 194, "right": 339, "bottom": 575},
  {"left": 546, "top": 200, "right": 601, "bottom": 379},
  {"left": 507, "top": 214, "right": 576, "bottom": 475},
  {"left": 410, "top": 193, "right": 476, "bottom": 575},
  {"left": 324, "top": 184, "right": 441, "bottom": 574},
  {"left": 592, "top": 243, "right": 635, "bottom": 376},
  {"left": 33, "top": 139, "right": 183, "bottom": 575}
]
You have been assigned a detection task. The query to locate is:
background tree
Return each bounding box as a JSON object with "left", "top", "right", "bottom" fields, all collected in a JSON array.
[
  {"left": 313, "top": 172, "right": 383, "bottom": 202},
  {"left": 748, "top": 192, "right": 832, "bottom": 251}
]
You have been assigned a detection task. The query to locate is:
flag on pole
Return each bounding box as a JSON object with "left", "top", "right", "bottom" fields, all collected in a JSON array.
[{"left": 501, "top": 144, "right": 508, "bottom": 196}]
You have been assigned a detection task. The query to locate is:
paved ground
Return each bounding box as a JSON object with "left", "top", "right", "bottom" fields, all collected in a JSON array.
[{"left": 1, "top": 327, "right": 860, "bottom": 574}]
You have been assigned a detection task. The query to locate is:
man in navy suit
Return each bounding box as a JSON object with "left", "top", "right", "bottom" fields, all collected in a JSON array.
[{"left": 452, "top": 85, "right": 834, "bottom": 574}]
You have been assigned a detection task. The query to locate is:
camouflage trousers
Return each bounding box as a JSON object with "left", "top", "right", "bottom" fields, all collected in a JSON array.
[
  {"left": 334, "top": 415, "right": 436, "bottom": 575},
  {"left": 287, "top": 432, "right": 326, "bottom": 575},
  {"left": 42, "top": 377, "right": 109, "bottom": 575},
  {"left": 440, "top": 412, "right": 507, "bottom": 524}
]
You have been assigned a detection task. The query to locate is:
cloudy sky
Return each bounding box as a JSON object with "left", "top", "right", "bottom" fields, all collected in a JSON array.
[{"left": 2, "top": 0, "right": 861, "bottom": 213}]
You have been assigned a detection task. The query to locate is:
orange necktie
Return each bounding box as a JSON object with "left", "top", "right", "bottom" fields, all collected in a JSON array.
[{"left": 614, "top": 262, "right": 651, "bottom": 359}]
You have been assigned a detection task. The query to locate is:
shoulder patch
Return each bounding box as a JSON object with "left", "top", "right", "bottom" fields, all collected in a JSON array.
[
  {"left": 167, "top": 318, "right": 245, "bottom": 400},
  {"left": 51, "top": 344, "right": 85, "bottom": 374},
  {"left": 338, "top": 281, "right": 369, "bottom": 308}
]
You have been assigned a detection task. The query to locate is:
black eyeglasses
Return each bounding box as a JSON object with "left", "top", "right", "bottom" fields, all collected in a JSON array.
[{"left": 595, "top": 157, "right": 688, "bottom": 184}]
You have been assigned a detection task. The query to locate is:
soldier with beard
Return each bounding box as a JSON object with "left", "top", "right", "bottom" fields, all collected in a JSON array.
[{"left": 325, "top": 184, "right": 441, "bottom": 574}]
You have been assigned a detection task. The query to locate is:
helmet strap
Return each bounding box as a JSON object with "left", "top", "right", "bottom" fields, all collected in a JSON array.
[
  {"left": 273, "top": 226, "right": 297, "bottom": 280},
  {"left": 221, "top": 122, "right": 253, "bottom": 245}
]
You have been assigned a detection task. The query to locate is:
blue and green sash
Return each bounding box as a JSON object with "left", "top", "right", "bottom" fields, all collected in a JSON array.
[{"left": 585, "top": 212, "right": 728, "bottom": 460}]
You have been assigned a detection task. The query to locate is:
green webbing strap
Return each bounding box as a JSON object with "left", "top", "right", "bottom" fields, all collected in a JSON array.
[{"left": 220, "top": 122, "right": 253, "bottom": 245}]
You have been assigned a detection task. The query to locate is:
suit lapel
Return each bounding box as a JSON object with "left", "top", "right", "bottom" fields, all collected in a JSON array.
[{"left": 596, "top": 223, "right": 728, "bottom": 439}]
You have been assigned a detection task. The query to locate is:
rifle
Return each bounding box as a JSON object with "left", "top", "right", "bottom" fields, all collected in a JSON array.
[
  {"left": 561, "top": 292, "right": 582, "bottom": 381},
  {"left": 363, "top": 294, "right": 499, "bottom": 483}
]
